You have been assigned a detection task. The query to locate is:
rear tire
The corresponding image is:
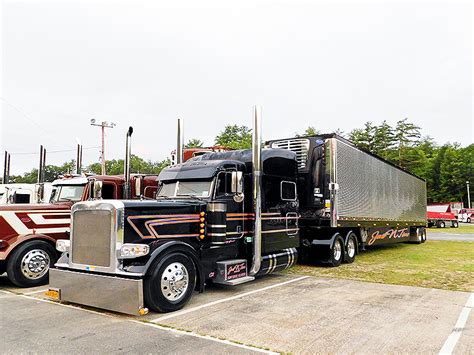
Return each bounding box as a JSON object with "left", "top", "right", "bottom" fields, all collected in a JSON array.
[
  {"left": 328, "top": 235, "right": 344, "bottom": 267},
  {"left": 437, "top": 221, "right": 445, "bottom": 228},
  {"left": 451, "top": 221, "right": 459, "bottom": 228},
  {"left": 420, "top": 228, "right": 427, "bottom": 243},
  {"left": 6, "top": 240, "right": 56, "bottom": 287},
  {"left": 344, "top": 232, "right": 357, "bottom": 263},
  {"left": 144, "top": 253, "right": 196, "bottom": 313}
]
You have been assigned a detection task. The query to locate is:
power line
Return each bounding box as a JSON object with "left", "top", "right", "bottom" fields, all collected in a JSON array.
[{"left": 9, "top": 146, "right": 100, "bottom": 156}]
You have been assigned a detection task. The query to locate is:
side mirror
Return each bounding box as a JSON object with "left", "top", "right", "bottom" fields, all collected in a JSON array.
[
  {"left": 135, "top": 177, "right": 142, "bottom": 197},
  {"left": 231, "top": 171, "right": 243, "bottom": 194},
  {"left": 35, "top": 183, "right": 44, "bottom": 202},
  {"left": 93, "top": 181, "right": 103, "bottom": 199},
  {"left": 231, "top": 171, "right": 244, "bottom": 203}
]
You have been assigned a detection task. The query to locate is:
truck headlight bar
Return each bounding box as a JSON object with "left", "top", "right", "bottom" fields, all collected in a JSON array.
[
  {"left": 119, "top": 244, "right": 150, "bottom": 258},
  {"left": 56, "top": 239, "right": 70, "bottom": 253}
]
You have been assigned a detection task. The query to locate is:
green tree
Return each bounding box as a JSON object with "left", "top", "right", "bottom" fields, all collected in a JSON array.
[
  {"left": 394, "top": 118, "right": 421, "bottom": 168},
  {"left": 86, "top": 155, "right": 171, "bottom": 175},
  {"left": 185, "top": 139, "right": 204, "bottom": 148},
  {"left": 215, "top": 125, "right": 252, "bottom": 149},
  {"left": 349, "top": 122, "right": 376, "bottom": 152},
  {"left": 295, "top": 126, "right": 320, "bottom": 137},
  {"left": 372, "top": 121, "right": 396, "bottom": 159}
]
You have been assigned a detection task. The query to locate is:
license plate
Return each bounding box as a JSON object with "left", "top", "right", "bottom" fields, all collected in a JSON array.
[{"left": 45, "top": 288, "right": 60, "bottom": 300}]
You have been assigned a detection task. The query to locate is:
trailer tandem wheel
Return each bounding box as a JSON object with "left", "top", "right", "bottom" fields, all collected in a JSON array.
[
  {"left": 343, "top": 231, "right": 357, "bottom": 264},
  {"left": 328, "top": 234, "right": 344, "bottom": 267}
]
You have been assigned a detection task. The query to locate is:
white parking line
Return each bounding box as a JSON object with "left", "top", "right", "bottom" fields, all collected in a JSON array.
[
  {"left": 23, "top": 288, "right": 49, "bottom": 295},
  {"left": 152, "top": 275, "right": 310, "bottom": 323},
  {"left": 130, "top": 320, "right": 277, "bottom": 354},
  {"left": 439, "top": 292, "right": 474, "bottom": 355},
  {"left": 1, "top": 290, "right": 275, "bottom": 354}
]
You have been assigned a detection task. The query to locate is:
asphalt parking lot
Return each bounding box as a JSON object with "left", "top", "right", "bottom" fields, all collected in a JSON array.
[{"left": 1, "top": 272, "right": 473, "bottom": 354}]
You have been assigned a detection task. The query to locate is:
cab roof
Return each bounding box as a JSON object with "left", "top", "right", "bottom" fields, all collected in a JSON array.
[{"left": 158, "top": 148, "right": 297, "bottom": 181}]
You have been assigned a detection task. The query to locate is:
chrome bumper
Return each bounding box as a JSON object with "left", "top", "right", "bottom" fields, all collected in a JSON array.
[{"left": 49, "top": 268, "right": 146, "bottom": 316}]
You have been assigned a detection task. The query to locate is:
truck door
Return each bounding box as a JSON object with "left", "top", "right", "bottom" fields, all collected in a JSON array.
[
  {"left": 310, "top": 143, "right": 325, "bottom": 209},
  {"left": 214, "top": 170, "right": 245, "bottom": 242}
]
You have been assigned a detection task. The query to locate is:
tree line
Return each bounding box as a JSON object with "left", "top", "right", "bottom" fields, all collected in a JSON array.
[{"left": 6, "top": 121, "right": 472, "bottom": 205}]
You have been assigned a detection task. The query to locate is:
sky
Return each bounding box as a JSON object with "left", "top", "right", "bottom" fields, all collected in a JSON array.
[{"left": 1, "top": 0, "right": 472, "bottom": 175}]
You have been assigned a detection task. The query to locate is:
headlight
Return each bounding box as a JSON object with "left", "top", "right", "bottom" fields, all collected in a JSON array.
[
  {"left": 119, "top": 244, "right": 150, "bottom": 258},
  {"left": 56, "top": 239, "right": 70, "bottom": 252}
]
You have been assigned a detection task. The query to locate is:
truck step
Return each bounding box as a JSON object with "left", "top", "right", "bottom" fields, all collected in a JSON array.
[
  {"left": 213, "top": 259, "right": 254, "bottom": 285},
  {"left": 214, "top": 275, "right": 255, "bottom": 286}
]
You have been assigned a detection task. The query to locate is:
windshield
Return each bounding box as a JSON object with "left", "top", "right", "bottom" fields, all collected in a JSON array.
[
  {"left": 50, "top": 185, "right": 85, "bottom": 202},
  {"left": 158, "top": 180, "right": 213, "bottom": 198}
]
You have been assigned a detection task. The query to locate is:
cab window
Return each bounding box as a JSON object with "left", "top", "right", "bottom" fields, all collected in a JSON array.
[
  {"left": 215, "top": 172, "right": 233, "bottom": 198},
  {"left": 102, "top": 183, "right": 116, "bottom": 199}
]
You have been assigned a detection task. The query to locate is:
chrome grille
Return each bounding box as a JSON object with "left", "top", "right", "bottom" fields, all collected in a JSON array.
[
  {"left": 270, "top": 138, "right": 310, "bottom": 169},
  {"left": 334, "top": 139, "right": 426, "bottom": 222},
  {"left": 71, "top": 210, "right": 112, "bottom": 267}
]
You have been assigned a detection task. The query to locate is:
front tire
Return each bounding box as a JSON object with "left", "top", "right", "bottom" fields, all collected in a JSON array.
[
  {"left": 6, "top": 240, "right": 56, "bottom": 287},
  {"left": 328, "top": 235, "right": 344, "bottom": 267},
  {"left": 144, "top": 253, "right": 196, "bottom": 313},
  {"left": 467, "top": 217, "right": 471, "bottom": 224}
]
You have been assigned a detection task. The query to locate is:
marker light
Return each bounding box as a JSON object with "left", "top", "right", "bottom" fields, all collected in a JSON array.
[
  {"left": 56, "top": 239, "right": 70, "bottom": 252},
  {"left": 200, "top": 229, "right": 205, "bottom": 234},
  {"left": 119, "top": 244, "right": 150, "bottom": 258},
  {"left": 200, "top": 223, "right": 205, "bottom": 228},
  {"left": 200, "top": 212, "right": 205, "bottom": 217},
  {"left": 200, "top": 218, "right": 205, "bottom": 222}
]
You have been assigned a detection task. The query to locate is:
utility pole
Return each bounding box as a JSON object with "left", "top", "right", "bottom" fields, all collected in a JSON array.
[
  {"left": 90, "top": 119, "right": 116, "bottom": 175},
  {"left": 467, "top": 181, "right": 471, "bottom": 209}
]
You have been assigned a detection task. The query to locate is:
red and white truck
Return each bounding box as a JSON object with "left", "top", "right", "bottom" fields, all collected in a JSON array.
[
  {"left": 458, "top": 208, "right": 473, "bottom": 223},
  {"left": 0, "top": 173, "right": 159, "bottom": 287}
]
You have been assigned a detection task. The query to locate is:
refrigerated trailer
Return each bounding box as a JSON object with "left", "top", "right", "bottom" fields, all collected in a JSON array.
[
  {"left": 268, "top": 134, "right": 427, "bottom": 265},
  {"left": 48, "top": 108, "right": 427, "bottom": 315}
]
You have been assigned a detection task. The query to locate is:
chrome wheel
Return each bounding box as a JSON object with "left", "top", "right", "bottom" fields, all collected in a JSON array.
[
  {"left": 333, "top": 241, "right": 342, "bottom": 261},
  {"left": 347, "top": 238, "right": 356, "bottom": 258},
  {"left": 161, "top": 262, "right": 189, "bottom": 302},
  {"left": 20, "top": 249, "right": 50, "bottom": 280}
]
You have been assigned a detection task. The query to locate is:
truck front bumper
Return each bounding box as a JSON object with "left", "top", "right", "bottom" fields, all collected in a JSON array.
[{"left": 48, "top": 268, "right": 147, "bottom": 316}]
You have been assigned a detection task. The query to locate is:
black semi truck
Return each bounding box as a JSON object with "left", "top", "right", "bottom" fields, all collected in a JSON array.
[{"left": 48, "top": 107, "right": 426, "bottom": 315}]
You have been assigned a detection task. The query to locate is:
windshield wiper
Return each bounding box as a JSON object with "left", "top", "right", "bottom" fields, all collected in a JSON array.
[{"left": 59, "top": 198, "right": 75, "bottom": 202}]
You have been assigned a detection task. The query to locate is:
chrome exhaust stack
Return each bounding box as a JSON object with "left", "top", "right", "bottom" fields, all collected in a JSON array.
[
  {"left": 76, "top": 140, "right": 83, "bottom": 175},
  {"left": 37, "top": 145, "right": 46, "bottom": 202},
  {"left": 176, "top": 118, "right": 184, "bottom": 164},
  {"left": 123, "top": 126, "right": 133, "bottom": 199},
  {"left": 249, "top": 105, "right": 262, "bottom": 276},
  {"left": 38, "top": 145, "right": 44, "bottom": 184},
  {"left": 3, "top": 151, "right": 10, "bottom": 184}
]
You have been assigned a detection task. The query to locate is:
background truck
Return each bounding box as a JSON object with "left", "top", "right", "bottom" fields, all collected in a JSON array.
[
  {"left": 426, "top": 211, "right": 459, "bottom": 228},
  {"left": 49, "top": 107, "right": 427, "bottom": 315},
  {"left": 0, "top": 183, "right": 53, "bottom": 204},
  {"left": 458, "top": 208, "right": 473, "bottom": 223}
]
